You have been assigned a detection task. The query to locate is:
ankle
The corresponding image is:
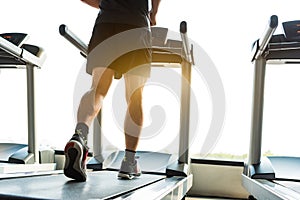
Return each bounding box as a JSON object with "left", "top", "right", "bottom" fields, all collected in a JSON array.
[
  {"left": 75, "top": 123, "right": 89, "bottom": 144},
  {"left": 124, "top": 149, "right": 136, "bottom": 163}
]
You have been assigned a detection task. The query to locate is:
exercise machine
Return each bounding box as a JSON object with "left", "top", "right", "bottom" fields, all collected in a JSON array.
[
  {"left": 242, "top": 15, "right": 300, "bottom": 200},
  {"left": 0, "top": 22, "right": 193, "bottom": 199},
  {"left": 0, "top": 32, "right": 56, "bottom": 174}
]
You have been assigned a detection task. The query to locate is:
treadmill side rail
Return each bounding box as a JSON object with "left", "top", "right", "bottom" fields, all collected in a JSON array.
[
  {"left": 114, "top": 174, "right": 193, "bottom": 200},
  {"left": 242, "top": 174, "right": 300, "bottom": 200}
]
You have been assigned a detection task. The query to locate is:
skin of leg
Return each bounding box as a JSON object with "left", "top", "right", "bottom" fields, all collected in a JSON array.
[
  {"left": 124, "top": 73, "right": 148, "bottom": 151},
  {"left": 77, "top": 67, "right": 115, "bottom": 127}
]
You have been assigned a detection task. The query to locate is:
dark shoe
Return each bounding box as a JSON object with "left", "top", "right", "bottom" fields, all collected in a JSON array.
[
  {"left": 64, "top": 134, "right": 88, "bottom": 182},
  {"left": 118, "top": 158, "right": 142, "bottom": 179}
]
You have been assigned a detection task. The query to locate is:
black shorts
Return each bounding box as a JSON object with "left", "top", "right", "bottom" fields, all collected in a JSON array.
[{"left": 87, "top": 23, "right": 151, "bottom": 77}]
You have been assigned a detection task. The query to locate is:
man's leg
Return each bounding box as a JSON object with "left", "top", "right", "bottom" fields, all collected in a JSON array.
[
  {"left": 124, "top": 74, "right": 147, "bottom": 151},
  {"left": 118, "top": 73, "right": 148, "bottom": 179},
  {"left": 64, "top": 67, "right": 114, "bottom": 181},
  {"left": 77, "top": 67, "right": 115, "bottom": 131}
]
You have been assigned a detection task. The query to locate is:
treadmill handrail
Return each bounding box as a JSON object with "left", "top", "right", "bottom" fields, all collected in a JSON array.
[
  {"left": 59, "top": 24, "right": 88, "bottom": 57},
  {"left": 252, "top": 15, "right": 278, "bottom": 61},
  {"left": 60, "top": 23, "right": 193, "bottom": 64},
  {"left": 180, "top": 21, "right": 194, "bottom": 64},
  {"left": 0, "top": 36, "right": 45, "bottom": 68}
]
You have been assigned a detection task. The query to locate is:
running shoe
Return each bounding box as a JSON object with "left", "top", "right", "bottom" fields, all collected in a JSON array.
[
  {"left": 64, "top": 133, "right": 89, "bottom": 182},
  {"left": 118, "top": 158, "right": 142, "bottom": 179}
]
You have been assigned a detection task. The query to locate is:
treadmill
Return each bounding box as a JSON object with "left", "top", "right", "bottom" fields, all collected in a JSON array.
[
  {"left": 0, "top": 22, "right": 193, "bottom": 200},
  {"left": 242, "top": 15, "right": 300, "bottom": 200},
  {"left": 0, "top": 32, "right": 55, "bottom": 174},
  {"left": 59, "top": 22, "right": 194, "bottom": 177}
]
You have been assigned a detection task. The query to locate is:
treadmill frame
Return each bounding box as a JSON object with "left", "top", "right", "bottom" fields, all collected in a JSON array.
[{"left": 244, "top": 15, "right": 300, "bottom": 200}]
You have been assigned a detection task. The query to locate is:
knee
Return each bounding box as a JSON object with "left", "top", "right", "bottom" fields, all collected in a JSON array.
[{"left": 127, "top": 90, "right": 144, "bottom": 120}]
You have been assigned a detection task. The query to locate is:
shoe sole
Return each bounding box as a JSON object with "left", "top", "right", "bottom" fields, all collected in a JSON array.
[{"left": 64, "top": 141, "right": 87, "bottom": 182}]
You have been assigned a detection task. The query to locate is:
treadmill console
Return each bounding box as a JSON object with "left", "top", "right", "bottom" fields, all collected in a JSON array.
[
  {"left": 283, "top": 20, "right": 300, "bottom": 41},
  {"left": 0, "top": 32, "right": 44, "bottom": 67},
  {"left": 0, "top": 33, "right": 28, "bottom": 47}
]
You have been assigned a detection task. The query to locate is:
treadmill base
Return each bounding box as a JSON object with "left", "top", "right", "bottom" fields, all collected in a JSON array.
[{"left": 0, "top": 170, "right": 192, "bottom": 200}]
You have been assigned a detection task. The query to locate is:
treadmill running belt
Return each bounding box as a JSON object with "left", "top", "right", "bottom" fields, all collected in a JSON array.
[
  {"left": 275, "top": 181, "right": 300, "bottom": 194},
  {"left": 268, "top": 156, "right": 300, "bottom": 181},
  {"left": 0, "top": 171, "right": 165, "bottom": 200}
]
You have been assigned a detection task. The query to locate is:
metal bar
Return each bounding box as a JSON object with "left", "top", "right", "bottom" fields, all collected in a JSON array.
[
  {"left": 178, "top": 21, "right": 192, "bottom": 164},
  {"left": 178, "top": 60, "right": 192, "bottom": 164},
  {"left": 248, "top": 58, "right": 266, "bottom": 166},
  {"left": 247, "top": 15, "right": 279, "bottom": 168},
  {"left": 180, "top": 21, "right": 193, "bottom": 64},
  {"left": 59, "top": 24, "right": 88, "bottom": 57},
  {"left": 253, "top": 15, "right": 278, "bottom": 61},
  {"left": 26, "top": 64, "right": 39, "bottom": 164}
]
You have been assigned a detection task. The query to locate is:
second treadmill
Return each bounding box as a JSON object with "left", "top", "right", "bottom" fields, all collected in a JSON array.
[{"left": 243, "top": 15, "right": 300, "bottom": 200}]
